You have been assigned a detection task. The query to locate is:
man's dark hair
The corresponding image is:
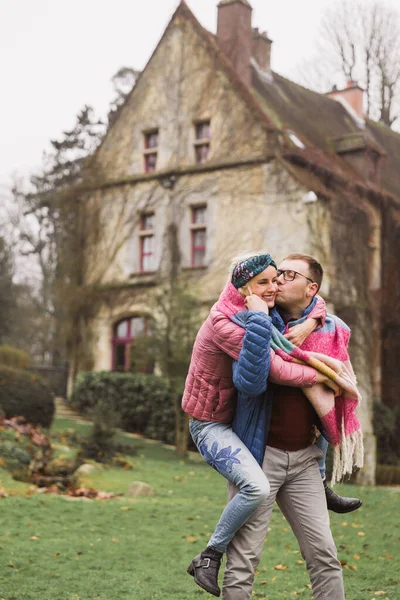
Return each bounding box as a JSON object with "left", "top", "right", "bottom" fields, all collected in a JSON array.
[{"left": 283, "top": 253, "right": 323, "bottom": 291}]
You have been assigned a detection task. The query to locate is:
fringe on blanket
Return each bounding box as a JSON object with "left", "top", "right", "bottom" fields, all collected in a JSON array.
[{"left": 331, "top": 420, "right": 364, "bottom": 486}]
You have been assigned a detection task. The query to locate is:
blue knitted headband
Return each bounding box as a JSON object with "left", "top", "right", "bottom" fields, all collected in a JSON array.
[{"left": 231, "top": 254, "right": 277, "bottom": 289}]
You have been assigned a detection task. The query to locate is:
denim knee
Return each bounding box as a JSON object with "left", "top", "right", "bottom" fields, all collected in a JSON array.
[{"left": 245, "top": 476, "right": 270, "bottom": 506}]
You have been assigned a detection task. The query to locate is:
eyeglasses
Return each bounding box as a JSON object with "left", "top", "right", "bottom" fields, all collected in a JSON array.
[{"left": 276, "top": 269, "right": 314, "bottom": 284}]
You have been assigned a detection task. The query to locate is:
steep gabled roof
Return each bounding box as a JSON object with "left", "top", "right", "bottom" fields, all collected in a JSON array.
[
  {"left": 252, "top": 69, "right": 360, "bottom": 149},
  {"left": 251, "top": 66, "right": 400, "bottom": 203}
]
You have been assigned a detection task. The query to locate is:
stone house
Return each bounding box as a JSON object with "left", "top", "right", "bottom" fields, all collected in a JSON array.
[{"left": 72, "top": 0, "right": 400, "bottom": 485}]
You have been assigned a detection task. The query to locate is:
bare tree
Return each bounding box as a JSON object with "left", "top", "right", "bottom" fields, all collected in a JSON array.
[
  {"left": 294, "top": 0, "right": 400, "bottom": 128},
  {"left": 107, "top": 67, "right": 140, "bottom": 129}
]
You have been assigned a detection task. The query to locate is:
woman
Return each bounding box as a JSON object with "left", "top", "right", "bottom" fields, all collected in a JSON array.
[{"left": 183, "top": 253, "right": 342, "bottom": 597}]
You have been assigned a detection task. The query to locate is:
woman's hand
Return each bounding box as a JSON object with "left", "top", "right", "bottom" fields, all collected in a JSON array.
[
  {"left": 244, "top": 294, "right": 269, "bottom": 315},
  {"left": 284, "top": 318, "right": 319, "bottom": 347}
]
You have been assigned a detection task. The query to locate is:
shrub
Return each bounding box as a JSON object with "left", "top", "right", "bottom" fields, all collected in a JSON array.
[
  {"left": 0, "top": 417, "right": 53, "bottom": 482},
  {"left": 0, "top": 366, "right": 55, "bottom": 428},
  {"left": 0, "top": 346, "right": 31, "bottom": 369},
  {"left": 373, "top": 402, "right": 400, "bottom": 466},
  {"left": 79, "top": 402, "right": 120, "bottom": 463},
  {"left": 71, "top": 371, "right": 177, "bottom": 445},
  {"left": 0, "top": 429, "right": 32, "bottom": 481}
]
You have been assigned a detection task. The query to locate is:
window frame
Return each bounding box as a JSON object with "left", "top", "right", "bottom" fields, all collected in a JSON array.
[
  {"left": 143, "top": 129, "right": 159, "bottom": 173},
  {"left": 112, "top": 316, "right": 149, "bottom": 372},
  {"left": 190, "top": 205, "right": 207, "bottom": 267},
  {"left": 139, "top": 212, "right": 156, "bottom": 273},
  {"left": 194, "top": 120, "right": 211, "bottom": 165}
]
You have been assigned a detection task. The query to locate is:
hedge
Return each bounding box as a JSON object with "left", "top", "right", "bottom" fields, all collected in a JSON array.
[
  {"left": 0, "top": 366, "right": 55, "bottom": 428},
  {"left": 71, "top": 371, "right": 178, "bottom": 445}
]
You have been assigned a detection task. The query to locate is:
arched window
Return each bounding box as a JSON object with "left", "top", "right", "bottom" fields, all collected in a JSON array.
[{"left": 112, "top": 316, "right": 149, "bottom": 372}]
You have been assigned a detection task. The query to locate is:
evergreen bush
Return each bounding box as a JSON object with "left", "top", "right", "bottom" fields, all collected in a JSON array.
[{"left": 0, "top": 366, "right": 55, "bottom": 428}]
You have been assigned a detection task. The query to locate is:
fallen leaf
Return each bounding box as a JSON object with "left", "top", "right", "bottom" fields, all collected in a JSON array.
[
  {"left": 274, "top": 564, "right": 288, "bottom": 570},
  {"left": 296, "top": 560, "right": 304, "bottom": 565},
  {"left": 353, "top": 555, "right": 360, "bottom": 560},
  {"left": 384, "top": 553, "right": 393, "bottom": 560},
  {"left": 120, "top": 506, "right": 132, "bottom": 511},
  {"left": 112, "top": 538, "right": 119, "bottom": 543},
  {"left": 30, "top": 536, "right": 39, "bottom": 541},
  {"left": 348, "top": 565, "right": 358, "bottom": 570},
  {"left": 186, "top": 535, "right": 196, "bottom": 543},
  {"left": 357, "top": 532, "right": 366, "bottom": 536},
  {"left": 373, "top": 592, "right": 386, "bottom": 596}
]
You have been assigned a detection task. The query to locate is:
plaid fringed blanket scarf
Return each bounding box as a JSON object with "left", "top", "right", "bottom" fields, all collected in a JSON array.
[{"left": 216, "top": 282, "right": 364, "bottom": 485}]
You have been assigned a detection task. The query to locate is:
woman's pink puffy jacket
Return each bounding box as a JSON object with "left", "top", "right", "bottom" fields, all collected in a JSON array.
[{"left": 182, "top": 283, "right": 323, "bottom": 423}]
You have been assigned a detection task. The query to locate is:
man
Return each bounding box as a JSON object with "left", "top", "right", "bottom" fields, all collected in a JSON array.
[{"left": 222, "top": 253, "right": 361, "bottom": 600}]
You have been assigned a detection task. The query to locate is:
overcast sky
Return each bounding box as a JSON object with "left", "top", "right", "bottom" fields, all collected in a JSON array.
[{"left": 0, "top": 0, "right": 398, "bottom": 191}]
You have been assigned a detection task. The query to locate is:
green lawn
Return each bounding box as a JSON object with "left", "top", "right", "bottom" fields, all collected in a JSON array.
[{"left": 0, "top": 418, "right": 399, "bottom": 600}]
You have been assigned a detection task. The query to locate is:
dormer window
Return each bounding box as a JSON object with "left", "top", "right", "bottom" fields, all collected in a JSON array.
[
  {"left": 194, "top": 121, "right": 211, "bottom": 164},
  {"left": 144, "top": 130, "right": 159, "bottom": 173}
]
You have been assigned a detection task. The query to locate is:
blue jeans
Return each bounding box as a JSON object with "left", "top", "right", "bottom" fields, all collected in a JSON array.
[
  {"left": 315, "top": 434, "right": 329, "bottom": 479},
  {"left": 189, "top": 418, "right": 270, "bottom": 553}
]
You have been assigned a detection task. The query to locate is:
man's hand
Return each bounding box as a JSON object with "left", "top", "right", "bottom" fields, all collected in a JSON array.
[
  {"left": 244, "top": 294, "right": 269, "bottom": 315},
  {"left": 315, "top": 372, "right": 342, "bottom": 396},
  {"left": 284, "top": 318, "right": 319, "bottom": 347}
]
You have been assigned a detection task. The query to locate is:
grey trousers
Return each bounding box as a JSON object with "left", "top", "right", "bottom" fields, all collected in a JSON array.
[{"left": 222, "top": 445, "right": 345, "bottom": 600}]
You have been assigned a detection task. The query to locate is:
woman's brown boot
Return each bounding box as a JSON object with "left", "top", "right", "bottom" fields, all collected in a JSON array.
[{"left": 187, "top": 546, "right": 223, "bottom": 597}]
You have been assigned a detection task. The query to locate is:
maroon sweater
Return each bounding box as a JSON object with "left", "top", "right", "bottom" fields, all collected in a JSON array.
[{"left": 267, "top": 383, "right": 318, "bottom": 451}]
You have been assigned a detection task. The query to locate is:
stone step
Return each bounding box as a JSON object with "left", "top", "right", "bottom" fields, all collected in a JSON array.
[{"left": 54, "top": 398, "right": 88, "bottom": 421}]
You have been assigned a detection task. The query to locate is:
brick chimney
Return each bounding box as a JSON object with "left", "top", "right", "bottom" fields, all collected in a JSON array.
[
  {"left": 327, "top": 81, "right": 364, "bottom": 119},
  {"left": 217, "top": 0, "right": 253, "bottom": 86},
  {"left": 252, "top": 28, "right": 272, "bottom": 70}
]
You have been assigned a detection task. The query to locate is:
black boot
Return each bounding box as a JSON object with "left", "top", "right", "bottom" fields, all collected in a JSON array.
[
  {"left": 187, "top": 546, "right": 223, "bottom": 597},
  {"left": 324, "top": 480, "right": 362, "bottom": 514}
]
